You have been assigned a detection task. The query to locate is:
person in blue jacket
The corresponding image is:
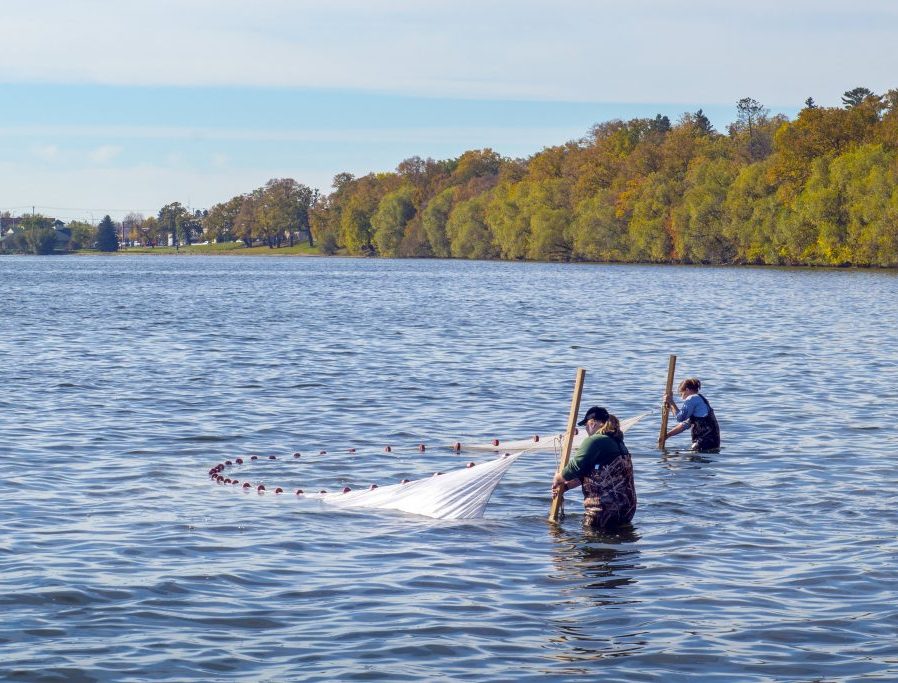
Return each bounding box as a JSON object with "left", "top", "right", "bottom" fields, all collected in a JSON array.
[{"left": 663, "top": 377, "right": 721, "bottom": 451}]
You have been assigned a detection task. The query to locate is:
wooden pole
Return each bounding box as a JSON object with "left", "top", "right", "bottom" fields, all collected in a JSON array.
[
  {"left": 658, "top": 354, "right": 677, "bottom": 449},
  {"left": 548, "top": 367, "right": 586, "bottom": 523}
]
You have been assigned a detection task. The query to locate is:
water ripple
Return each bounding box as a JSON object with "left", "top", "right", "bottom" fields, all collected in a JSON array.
[{"left": 1, "top": 256, "right": 897, "bottom": 681}]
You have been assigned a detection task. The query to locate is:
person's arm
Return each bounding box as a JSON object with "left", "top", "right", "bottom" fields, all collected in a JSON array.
[
  {"left": 665, "top": 422, "right": 689, "bottom": 440},
  {"left": 551, "top": 472, "right": 581, "bottom": 497},
  {"left": 671, "top": 394, "right": 696, "bottom": 422},
  {"left": 551, "top": 438, "right": 591, "bottom": 496}
]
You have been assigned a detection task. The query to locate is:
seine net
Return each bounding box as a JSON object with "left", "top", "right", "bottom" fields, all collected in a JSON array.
[{"left": 322, "top": 413, "right": 649, "bottom": 520}]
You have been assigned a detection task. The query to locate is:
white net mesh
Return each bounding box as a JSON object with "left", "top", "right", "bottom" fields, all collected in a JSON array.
[{"left": 319, "top": 412, "right": 650, "bottom": 520}]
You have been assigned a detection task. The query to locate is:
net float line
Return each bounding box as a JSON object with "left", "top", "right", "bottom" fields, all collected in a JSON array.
[
  {"left": 206, "top": 449, "right": 488, "bottom": 501},
  {"left": 214, "top": 430, "right": 575, "bottom": 464}
]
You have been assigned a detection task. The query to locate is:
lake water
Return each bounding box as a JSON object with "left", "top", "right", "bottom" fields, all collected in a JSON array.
[{"left": 1, "top": 255, "right": 897, "bottom": 682}]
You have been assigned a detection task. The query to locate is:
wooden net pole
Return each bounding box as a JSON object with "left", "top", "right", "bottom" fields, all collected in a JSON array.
[
  {"left": 548, "top": 367, "right": 586, "bottom": 523},
  {"left": 658, "top": 354, "right": 677, "bottom": 449}
]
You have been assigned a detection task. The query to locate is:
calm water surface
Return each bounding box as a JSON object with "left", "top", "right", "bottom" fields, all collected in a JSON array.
[{"left": 1, "top": 256, "right": 897, "bottom": 682}]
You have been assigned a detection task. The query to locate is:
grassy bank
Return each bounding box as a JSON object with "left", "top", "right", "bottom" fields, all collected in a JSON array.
[{"left": 110, "top": 242, "right": 327, "bottom": 256}]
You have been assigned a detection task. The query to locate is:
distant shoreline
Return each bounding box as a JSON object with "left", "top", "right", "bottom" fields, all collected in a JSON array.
[{"left": 5, "top": 247, "right": 896, "bottom": 272}]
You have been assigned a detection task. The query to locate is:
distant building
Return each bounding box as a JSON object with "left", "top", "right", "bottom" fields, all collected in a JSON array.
[
  {"left": 0, "top": 215, "right": 23, "bottom": 231},
  {"left": 0, "top": 216, "right": 71, "bottom": 252}
]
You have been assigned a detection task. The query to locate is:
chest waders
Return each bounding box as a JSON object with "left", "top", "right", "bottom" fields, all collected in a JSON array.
[
  {"left": 580, "top": 439, "right": 637, "bottom": 529},
  {"left": 689, "top": 393, "right": 721, "bottom": 451}
]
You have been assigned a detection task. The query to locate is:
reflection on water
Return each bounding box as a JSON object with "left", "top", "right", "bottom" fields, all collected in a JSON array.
[
  {"left": 547, "top": 524, "right": 646, "bottom": 667},
  {"left": 659, "top": 448, "right": 716, "bottom": 467},
  {"left": 549, "top": 524, "right": 641, "bottom": 594}
]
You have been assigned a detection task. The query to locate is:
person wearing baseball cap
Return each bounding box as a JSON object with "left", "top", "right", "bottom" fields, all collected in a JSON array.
[
  {"left": 577, "top": 405, "right": 609, "bottom": 427},
  {"left": 551, "top": 405, "right": 637, "bottom": 529}
]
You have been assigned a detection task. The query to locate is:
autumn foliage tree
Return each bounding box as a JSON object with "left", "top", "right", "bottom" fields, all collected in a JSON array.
[{"left": 160, "top": 85, "right": 898, "bottom": 268}]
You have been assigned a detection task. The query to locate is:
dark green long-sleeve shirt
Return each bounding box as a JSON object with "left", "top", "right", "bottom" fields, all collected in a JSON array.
[{"left": 562, "top": 433, "right": 629, "bottom": 481}]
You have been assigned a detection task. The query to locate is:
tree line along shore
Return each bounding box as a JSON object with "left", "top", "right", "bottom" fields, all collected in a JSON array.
[{"left": 3, "top": 87, "right": 897, "bottom": 268}]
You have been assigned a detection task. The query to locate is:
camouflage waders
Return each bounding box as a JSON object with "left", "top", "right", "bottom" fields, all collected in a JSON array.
[{"left": 581, "top": 452, "right": 637, "bottom": 530}]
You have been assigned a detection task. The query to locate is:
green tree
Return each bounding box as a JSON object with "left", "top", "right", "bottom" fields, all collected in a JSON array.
[
  {"left": 723, "top": 160, "right": 787, "bottom": 264},
  {"left": 485, "top": 181, "right": 530, "bottom": 259},
  {"left": 96, "top": 215, "right": 119, "bottom": 252},
  {"left": 19, "top": 214, "right": 58, "bottom": 255},
  {"left": 180, "top": 211, "right": 202, "bottom": 246},
  {"left": 372, "top": 187, "right": 416, "bottom": 257},
  {"left": 234, "top": 192, "right": 260, "bottom": 247},
  {"left": 420, "top": 187, "right": 455, "bottom": 257},
  {"left": 451, "top": 149, "right": 503, "bottom": 184},
  {"left": 340, "top": 196, "right": 375, "bottom": 255},
  {"left": 673, "top": 157, "right": 738, "bottom": 262},
  {"left": 337, "top": 174, "right": 392, "bottom": 255},
  {"left": 529, "top": 206, "right": 573, "bottom": 261},
  {"left": 158, "top": 202, "right": 189, "bottom": 248},
  {"left": 140, "top": 216, "right": 161, "bottom": 247},
  {"left": 625, "top": 173, "right": 674, "bottom": 261},
  {"left": 445, "top": 195, "right": 497, "bottom": 259},
  {"left": 66, "top": 220, "right": 96, "bottom": 250},
  {"left": 204, "top": 196, "right": 243, "bottom": 243},
  {"left": 257, "top": 178, "right": 316, "bottom": 248},
  {"left": 571, "top": 190, "right": 628, "bottom": 261}
]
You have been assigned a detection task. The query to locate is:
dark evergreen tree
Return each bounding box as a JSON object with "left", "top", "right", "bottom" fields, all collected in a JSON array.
[
  {"left": 693, "top": 109, "right": 716, "bottom": 135},
  {"left": 96, "top": 215, "right": 119, "bottom": 252},
  {"left": 651, "top": 114, "right": 672, "bottom": 134},
  {"left": 842, "top": 87, "right": 874, "bottom": 108}
]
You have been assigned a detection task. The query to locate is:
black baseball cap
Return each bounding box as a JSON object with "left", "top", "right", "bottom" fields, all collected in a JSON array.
[{"left": 578, "top": 406, "right": 609, "bottom": 426}]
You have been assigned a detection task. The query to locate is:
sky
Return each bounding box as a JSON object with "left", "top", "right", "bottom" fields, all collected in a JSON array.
[{"left": 2, "top": 0, "right": 897, "bottom": 223}]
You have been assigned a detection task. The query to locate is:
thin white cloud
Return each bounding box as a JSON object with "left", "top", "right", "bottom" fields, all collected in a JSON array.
[
  {"left": 88, "top": 145, "right": 124, "bottom": 163},
  {"left": 1, "top": 123, "right": 585, "bottom": 146},
  {"left": 32, "top": 144, "right": 60, "bottom": 161},
  {"left": 1, "top": 0, "right": 896, "bottom": 105}
]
